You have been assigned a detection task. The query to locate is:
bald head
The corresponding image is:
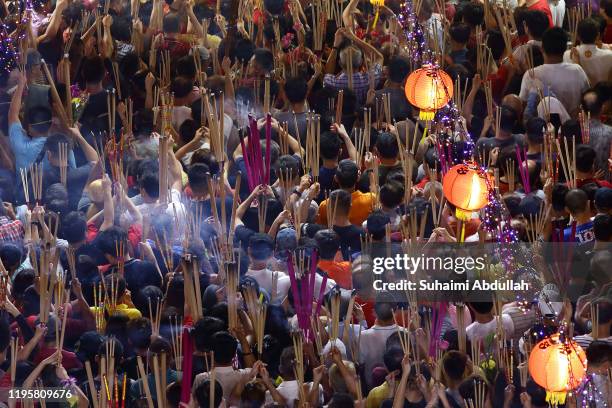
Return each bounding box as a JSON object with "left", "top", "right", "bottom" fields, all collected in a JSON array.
[{"left": 502, "top": 94, "right": 522, "bottom": 116}]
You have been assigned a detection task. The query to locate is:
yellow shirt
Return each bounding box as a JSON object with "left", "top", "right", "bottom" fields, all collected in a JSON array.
[
  {"left": 90, "top": 304, "right": 142, "bottom": 320},
  {"left": 317, "top": 190, "right": 376, "bottom": 226},
  {"left": 366, "top": 381, "right": 390, "bottom": 408}
]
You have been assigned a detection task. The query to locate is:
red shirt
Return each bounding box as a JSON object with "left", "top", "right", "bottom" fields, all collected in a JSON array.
[{"left": 528, "top": 0, "right": 553, "bottom": 28}]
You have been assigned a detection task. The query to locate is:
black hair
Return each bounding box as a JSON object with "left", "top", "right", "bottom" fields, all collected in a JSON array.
[
  {"left": 578, "top": 18, "right": 600, "bottom": 44},
  {"left": 188, "top": 163, "right": 211, "bottom": 194},
  {"left": 127, "top": 317, "right": 152, "bottom": 350},
  {"left": 163, "top": 13, "right": 181, "bottom": 33},
  {"left": 593, "top": 214, "right": 612, "bottom": 241},
  {"left": 565, "top": 189, "right": 589, "bottom": 214},
  {"left": 253, "top": 48, "right": 274, "bottom": 73},
  {"left": 81, "top": 56, "right": 106, "bottom": 84},
  {"left": 171, "top": 77, "right": 194, "bottom": 99},
  {"left": 329, "top": 189, "right": 351, "bottom": 215},
  {"left": 449, "top": 22, "right": 471, "bottom": 44},
  {"left": 284, "top": 76, "right": 308, "bottom": 104},
  {"left": 314, "top": 229, "right": 340, "bottom": 260},
  {"left": 104, "top": 273, "right": 126, "bottom": 299},
  {"left": 526, "top": 117, "right": 546, "bottom": 145},
  {"left": 176, "top": 55, "right": 197, "bottom": 79},
  {"left": 12, "top": 268, "right": 35, "bottom": 297},
  {"left": 486, "top": 30, "right": 506, "bottom": 60},
  {"left": 211, "top": 331, "right": 238, "bottom": 365},
  {"left": 134, "top": 285, "right": 164, "bottom": 314},
  {"left": 94, "top": 226, "right": 128, "bottom": 256},
  {"left": 0, "top": 318, "right": 10, "bottom": 352},
  {"left": 582, "top": 89, "right": 603, "bottom": 116},
  {"left": 328, "top": 393, "right": 355, "bottom": 408},
  {"left": 575, "top": 145, "right": 596, "bottom": 173},
  {"left": 374, "top": 302, "right": 394, "bottom": 321},
  {"left": 366, "top": 210, "right": 391, "bottom": 240},
  {"left": 320, "top": 131, "right": 342, "bottom": 160},
  {"left": 380, "top": 181, "right": 404, "bottom": 209},
  {"left": 388, "top": 56, "right": 410, "bottom": 84},
  {"left": 110, "top": 16, "right": 132, "bottom": 42},
  {"left": 542, "top": 27, "right": 568, "bottom": 56},
  {"left": 335, "top": 159, "right": 359, "bottom": 188},
  {"left": 462, "top": 2, "right": 484, "bottom": 27},
  {"left": 97, "top": 337, "right": 125, "bottom": 360},
  {"left": 278, "top": 154, "right": 301, "bottom": 179},
  {"left": 468, "top": 301, "right": 493, "bottom": 314},
  {"left": 376, "top": 132, "right": 399, "bottom": 159},
  {"left": 524, "top": 10, "right": 549, "bottom": 40},
  {"left": 179, "top": 119, "right": 199, "bottom": 145},
  {"left": 248, "top": 233, "right": 274, "bottom": 261},
  {"left": 443, "top": 350, "right": 468, "bottom": 381},
  {"left": 26, "top": 106, "right": 52, "bottom": 134},
  {"left": 0, "top": 243, "right": 23, "bottom": 271},
  {"left": 551, "top": 183, "right": 569, "bottom": 212},
  {"left": 43, "top": 183, "right": 69, "bottom": 215},
  {"left": 194, "top": 380, "right": 223, "bottom": 408},
  {"left": 193, "top": 316, "right": 227, "bottom": 352},
  {"left": 60, "top": 211, "right": 87, "bottom": 244},
  {"left": 498, "top": 105, "right": 518, "bottom": 132},
  {"left": 139, "top": 170, "right": 160, "bottom": 199}
]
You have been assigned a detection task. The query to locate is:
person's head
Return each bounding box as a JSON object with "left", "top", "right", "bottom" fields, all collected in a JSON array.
[
  {"left": 443, "top": 350, "right": 468, "bottom": 383},
  {"left": 380, "top": 180, "right": 404, "bottom": 210},
  {"left": 284, "top": 76, "right": 308, "bottom": 104},
  {"left": 467, "top": 301, "right": 493, "bottom": 315},
  {"left": 104, "top": 273, "right": 126, "bottom": 301},
  {"left": 26, "top": 106, "right": 52, "bottom": 135},
  {"left": 95, "top": 226, "right": 128, "bottom": 264},
  {"left": 526, "top": 117, "right": 546, "bottom": 145},
  {"left": 374, "top": 302, "right": 394, "bottom": 323},
  {"left": 462, "top": 2, "right": 484, "bottom": 28},
  {"left": 163, "top": 13, "right": 180, "bottom": 34},
  {"left": 193, "top": 379, "right": 223, "bottom": 408},
  {"left": 585, "top": 340, "right": 611, "bottom": 371},
  {"left": 334, "top": 159, "right": 359, "bottom": 189},
  {"left": 329, "top": 360, "right": 356, "bottom": 393},
  {"left": 366, "top": 210, "right": 391, "bottom": 240},
  {"left": 81, "top": 56, "right": 106, "bottom": 86},
  {"left": 278, "top": 346, "right": 296, "bottom": 378},
  {"left": 187, "top": 163, "right": 211, "bottom": 197},
  {"left": 575, "top": 145, "right": 597, "bottom": 174},
  {"left": 388, "top": 55, "right": 410, "bottom": 84},
  {"left": 60, "top": 211, "right": 87, "bottom": 244},
  {"left": 251, "top": 48, "right": 274, "bottom": 75},
  {"left": 171, "top": 77, "right": 194, "bottom": 101},
  {"left": 328, "top": 393, "right": 355, "bottom": 408},
  {"left": 138, "top": 170, "right": 160, "bottom": 201},
  {"left": 329, "top": 189, "right": 352, "bottom": 219},
  {"left": 193, "top": 316, "right": 226, "bottom": 352},
  {"left": 523, "top": 10, "right": 549, "bottom": 40},
  {"left": 375, "top": 132, "right": 399, "bottom": 160},
  {"left": 339, "top": 46, "right": 363, "bottom": 71},
  {"left": 551, "top": 182, "right": 569, "bottom": 213},
  {"left": 582, "top": 89, "right": 603, "bottom": 116},
  {"left": 43, "top": 134, "right": 71, "bottom": 167},
  {"left": 314, "top": 229, "right": 340, "bottom": 260},
  {"left": 542, "top": 27, "right": 568, "bottom": 59},
  {"left": 248, "top": 233, "right": 274, "bottom": 263},
  {"left": 594, "top": 214, "right": 612, "bottom": 243},
  {"left": 595, "top": 188, "right": 612, "bottom": 214},
  {"left": 127, "top": 317, "right": 152, "bottom": 351},
  {"left": 565, "top": 189, "right": 590, "bottom": 216},
  {"left": 449, "top": 22, "right": 471, "bottom": 45},
  {"left": 320, "top": 131, "right": 342, "bottom": 161},
  {"left": 525, "top": 379, "right": 548, "bottom": 408},
  {"left": 278, "top": 154, "right": 301, "bottom": 182},
  {"left": 211, "top": 331, "right": 238, "bottom": 365},
  {"left": 458, "top": 376, "right": 491, "bottom": 408},
  {"left": 577, "top": 17, "right": 600, "bottom": 45},
  {"left": 498, "top": 105, "right": 519, "bottom": 133},
  {"left": 43, "top": 183, "right": 69, "bottom": 214}
]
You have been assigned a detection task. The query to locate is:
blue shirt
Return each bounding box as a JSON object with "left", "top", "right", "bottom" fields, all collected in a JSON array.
[{"left": 563, "top": 221, "right": 595, "bottom": 244}]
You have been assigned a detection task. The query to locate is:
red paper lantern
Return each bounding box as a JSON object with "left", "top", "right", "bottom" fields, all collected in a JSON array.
[
  {"left": 405, "top": 65, "right": 453, "bottom": 121},
  {"left": 528, "top": 334, "right": 587, "bottom": 404},
  {"left": 442, "top": 162, "right": 489, "bottom": 220}
]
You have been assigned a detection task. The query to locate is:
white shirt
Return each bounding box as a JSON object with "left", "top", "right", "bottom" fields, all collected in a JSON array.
[
  {"left": 359, "top": 324, "right": 402, "bottom": 388},
  {"left": 563, "top": 44, "right": 612, "bottom": 85},
  {"left": 264, "top": 380, "right": 323, "bottom": 408},
  {"left": 192, "top": 366, "right": 251, "bottom": 401},
  {"left": 512, "top": 40, "right": 542, "bottom": 66},
  {"left": 466, "top": 314, "right": 514, "bottom": 342},
  {"left": 519, "top": 62, "right": 590, "bottom": 117},
  {"left": 245, "top": 268, "right": 291, "bottom": 301}
]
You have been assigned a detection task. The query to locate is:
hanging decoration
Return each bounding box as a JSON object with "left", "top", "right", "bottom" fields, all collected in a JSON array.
[{"left": 528, "top": 333, "right": 587, "bottom": 406}]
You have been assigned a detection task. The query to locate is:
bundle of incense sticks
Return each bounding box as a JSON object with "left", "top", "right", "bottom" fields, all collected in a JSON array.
[
  {"left": 335, "top": 90, "right": 344, "bottom": 124},
  {"left": 209, "top": 352, "right": 216, "bottom": 408},
  {"left": 202, "top": 92, "right": 226, "bottom": 161},
  {"left": 155, "top": 231, "right": 174, "bottom": 273},
  {"left": 137, "top": 355, "right": 154, "bottom": 408},
  {"left": 579, "top": 110, "right": 590, "bottom": 144},
  {"left": 527, "top": 203, "right": 550, "bottom": 243},
  {"left": 158, "top": 134, "right": 170, "bottom": 204},
  {"left": 568, "top": 6, "right": 585, "bottom": 46},
  {"left": 58, "top": 142, "right": 68, "bottom": 187},
  {"left": 286, "top": 250, "right": 324, "bottom": 339},
  {"left": 311, "top": 0, "right": 324, "bottom": 51},
  {"left": 241, "top": 115, "right": 273, "bottom": 191},
  {"left": 29, "top": 163, "right": 43, "bottom": 205},
  {"left": 455, "top": 303, "right": 467, "bottom": 353},
  {"left": 107, "top": 88, "right": 116, "bottom": 135},
  {"left": 93, "top": 281, "right": 105, "bottom": 332},
  {"left": 148, "top": 297, "right": 162, "bottom": 336},
  {"left": 515, "top": 145, "right": 530, "bottom": 193},
  {"left": 225, "top": 262, "right": 239, "bottom": 331},
  {"left": 342, "top": 291, "right": 356, "bottom": 341},
  {"left": 292, "top": 332, "right": 306, "bottom": 403},
  {"left": 170, "top": 315, "right": 183, "bottom": 370},
  {"left": 518, "top": 358, "right": 529, "bottom": 387},
  {"left": 62, "top": 55, "right": 73, "bottom": 126},
  {"left": 346, "top": 48, "right": 354, "bottom": 90},
  {"left": 555, "top": 136, "right": 576, "bottom": 189},
  {"left": 329, "top": 287, "right": 341, "bottom": 345},
  {"left": 306, "top": 113, "right": 321, "bottom": 180},
  {"left": 40, "top": 59, "right": 69, "bottom": 127},
  {"left": 181, "top": 254, "right": 203, "bottom": 321},
  {"left": 428, "top": 302, "right": 448, "bottom": 357},
  {"left": 591, "top": 302, "right": 599, "bottom": 339},
  {"left": 257, "top": 192, "right": 268, "bottom": 233},
  {"left": 525, "top": 45, "right": 535, "bottom": 79},
  {"left": 505, "top": 159, "right": 516, "bottom": 192},
  {"left": 152, "top": 353, "right": 166, "bottom": 408},
  {"left": 10, "top": 336, "right": 16, "bottom": 386},
  {"left": 111, "top": 62, "right": 122, "bottom": 101},
  {"left": 393, "top": 308, "right": 411, "bottom": 355},
  {"left": 242, "top": 281, "right": 267, "bottom": 355},
  {"left": 20, "top": 168, "right": 30, "bottom": 206}
]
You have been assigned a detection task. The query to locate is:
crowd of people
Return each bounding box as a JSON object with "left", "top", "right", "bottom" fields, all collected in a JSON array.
[{"left": 0, "top": 0, "right": 611, "bottom": 406}]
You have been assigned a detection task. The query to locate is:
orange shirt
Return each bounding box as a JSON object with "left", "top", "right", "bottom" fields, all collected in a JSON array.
[
  {"left": 318, "top": 259, "right": 352, "bottom": 289},
  {"left": 317, "top": 190, "right": 376, "bottom": 226}
]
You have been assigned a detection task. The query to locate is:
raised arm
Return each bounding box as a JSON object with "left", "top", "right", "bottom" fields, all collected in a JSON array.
[
  {"left": 37, "top": 0, "right": 68, "bottom": 44},
  {"left": 9, "top": 72, "right": 27, "bottom": 126},
  {"left": 100, "top": 175, "right": 115, "bottom": 231},
  {"left": 68, "top": 127, "right": 99, "bottom": 163}
]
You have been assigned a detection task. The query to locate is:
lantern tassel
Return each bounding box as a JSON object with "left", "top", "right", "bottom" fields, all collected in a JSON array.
[
  {"left": 419, "top": 111, "right": 435, "bottom": 121},
  {"left": 372, "top": 7, "right": 380, "bottom": 29},
  {"left": 546, "top": 391, "right": 566, "bottom": 406}
]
